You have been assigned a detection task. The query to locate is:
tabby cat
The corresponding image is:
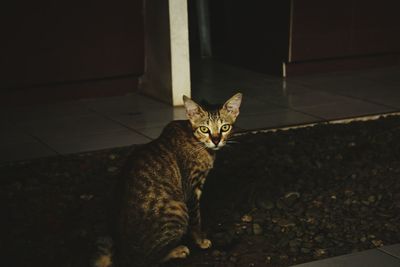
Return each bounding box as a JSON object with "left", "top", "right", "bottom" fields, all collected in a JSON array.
[{"left": 95, "top": 93, "right": 242, "bottom": 267}]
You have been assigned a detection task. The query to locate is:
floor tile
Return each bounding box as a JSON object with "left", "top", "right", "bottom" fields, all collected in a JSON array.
[
  {"left": 45, "top": 129, "right": 151, "bottom": 155},
  {"left": 290, "top": 248, "right": 400, "bottom": 267},
  {"left": 342, "top": 85, "right": 400, "bottom": 109},
  {"left": 254, "top": 80, "right": 309, "bottom": 95},
  {"left": 379, "top": 244, "right": 400, "bottom": 259},
  {"left": 288, "top": 73, "right": 382, "bottom": 97},
  {"left": 261, "top": 86, "right": 351, "bottom": 109},
  {"left": 236, "top": 110, "right": 321, "bottom": 131},
  {"left": 295, "top": 99, "right": 395, "bottom": 120},
  {"left": 287, "top": 71, "right": 400, "bottom": 109},
  {"left": 238, "top": 96, "right": 285, "bottom": 116},
  {"left": 135, "top": 126, "right": 165, "bottom": 139},
  {"left": 82, "top": 92, "right": 171, "bottom": 115},
  {"left": 3, "top": 101, "right": 93, "bottom": 123},
  {"left": 2, "top": 61, "right": 400, "bottom": 163},
  {"left": 352, "top": 66, "right": 400, "bottom": 85},
  {"left": 16, "top": 114, "right": 129, "bottom": 139},
  {"left": 1, "top": 122, "right": 37, "bottom": 145},
  {"left": 108, "top": 107, "right": 187, "bottom": 129}
]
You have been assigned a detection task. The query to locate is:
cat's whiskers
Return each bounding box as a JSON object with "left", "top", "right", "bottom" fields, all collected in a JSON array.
[{"left": 227, "top": 135, "right": 240, "bottom": 141}]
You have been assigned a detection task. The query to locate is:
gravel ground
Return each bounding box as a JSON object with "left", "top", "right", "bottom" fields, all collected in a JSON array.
[{"left": 2, "top": 116, "right": 400, "bottom": 267}]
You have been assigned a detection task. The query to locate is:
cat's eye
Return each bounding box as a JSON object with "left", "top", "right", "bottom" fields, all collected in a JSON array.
[
  {"left": 199, "top": 126, "right": 209, "bottom": 133},
  {"left": 221, "top": 124, "right": 231, "bottom": 132}
]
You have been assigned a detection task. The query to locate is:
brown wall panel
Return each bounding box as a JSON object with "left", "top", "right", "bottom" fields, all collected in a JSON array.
[
  {"left": 290, "top": 0, "right": 400, "bottom": 62},
  {"left": 351, "top": 0, "right": 400, "bottom": 55},
  {"left": 1, "top": 0, "right": 144, "bottom": 90},
  {"left": 290, "top": 0, "right": 353, "bottom": 61}
]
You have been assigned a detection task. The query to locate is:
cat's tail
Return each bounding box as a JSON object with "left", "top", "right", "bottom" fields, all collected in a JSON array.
[{"left": 92, "top": 236, "right": 113, "bottom": 267}]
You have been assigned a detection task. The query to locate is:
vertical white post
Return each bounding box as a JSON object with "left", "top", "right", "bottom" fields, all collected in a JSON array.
[{"left": 169, "top": 0, "right": 191, "bottom": 106}]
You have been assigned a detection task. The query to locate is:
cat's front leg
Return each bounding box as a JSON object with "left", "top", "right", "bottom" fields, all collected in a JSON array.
[{"left": 189, "top": 183, "right": 212, "bottom": 249}]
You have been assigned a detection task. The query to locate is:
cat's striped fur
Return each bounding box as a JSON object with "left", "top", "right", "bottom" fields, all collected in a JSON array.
[{"left": 95, "top": 93, "right": 242, "bottom": 267}]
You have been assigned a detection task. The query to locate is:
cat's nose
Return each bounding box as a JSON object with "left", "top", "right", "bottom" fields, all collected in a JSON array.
[{"left": 211, "top": 135, "right": 220, "bottom": 146}]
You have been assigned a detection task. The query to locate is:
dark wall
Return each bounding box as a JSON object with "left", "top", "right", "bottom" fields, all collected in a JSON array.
[
  {"left": 0, "top": 0, "right": 144, "bottom": 92},
  {"left": 208, "top": 1, "right": 291, "bottom": 74},
  {"left": 291, "top": 0, "right": 400, "bottom": 61},
  {"left": 206, "top": 0, "right": 399, "bottom": 76}
]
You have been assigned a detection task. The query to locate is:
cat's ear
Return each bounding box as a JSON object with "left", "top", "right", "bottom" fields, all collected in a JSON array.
[
  {"left": 183, "top": 95, "right": 206, "bottom": 124},
  {"left": 222, "top": 93, "right": 242, "bottom": 120}
]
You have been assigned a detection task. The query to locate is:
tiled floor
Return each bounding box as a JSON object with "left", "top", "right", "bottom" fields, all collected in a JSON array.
[
  {"left": 2, "top": 61, "right": 400, "bottom": 265},
  {"left": 2, "top": 61, "right": 400, "bottom": 163},
  {"left": 290, "top": 244, "right": 400, "bottom": 267}
]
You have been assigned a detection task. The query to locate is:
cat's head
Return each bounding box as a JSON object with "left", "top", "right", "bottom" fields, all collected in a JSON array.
[{"left": 183, "top": 93, "right": 242, "bottom": 150}]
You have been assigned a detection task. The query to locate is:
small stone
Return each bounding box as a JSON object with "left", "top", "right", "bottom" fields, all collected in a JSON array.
[
  {"left": 335, "top": 154, "right": 343, "bottom": 161},
  {"left": 371, "top": 239, "right": 383, "bottom": 247},
  {"left": 265, "top": 256, "right": 272, "bottom": 263},
  {"left": 303, "top": 242, "right": 313, "bottom": 249},
  {"left": 314, "top": 248, "right": 327, "bottom": 257},
  {"left": 212, "top": 249, "right": 223, "bottom": 257},
  {"left": 273, "top": 225, "right": 281, "bottom": 233},
  {"left": 315, "top": 160, "right": 323, "bottom": 168},
  {"left": 314, "top": 235, "right": 324, "bottom": 243},
  {"left": 252, "top": 223, "right": 263, "bottom": 235},
  {"left": 279, "top": 254, "right": 289, "bottom": 260},
  {"left": 258, "top": 200, "right": 275, "bottom": 210},
  {"left": 229, "top": 256, "right": 237, "bottom": 263},
  {"left": 276, "top": 199, "right": 287, "bottom": 209},
  {"left": 277, "top": 237, "right": 290, "bottom": 248},
  {"left": 360, "top": 236, "right": 367, "bottom": 242},
  {"left": 348, "top": 142, "right": 356, "bottom": 147},
  {"left": 80, "top": 194, "right": 94, "bottom": 200},
  {"left": 283, "top": 192, "right": 301, "bottom": 207},
  {"left": 344, "top": 189, "right": 354, "bottom": 196},
  {"left": 301, "top": 247, "right": 311, "bottom": 254},
  {"left": 107, "top": 166, "right": 118, "bottom": 173},
  {"left": 108, "top": 154, "right": 117, "bottom": 160},
  {"left": 368, "top": 195, "right": 376, "bottom": 203},
  {"left": 241, "top": 214, "right": 253, "bottom": 223},
  {"left": 11, "top": 182, "right": 23, "bottom": 191},
  {"left": 289, "top": 239, "right": 300, "bottom": 248},
  {"left": 252, "top": 212, "right": 267, "bottom": 223},
  {"left": 277, "top": 218, "right": 295, "bottom": 228}
]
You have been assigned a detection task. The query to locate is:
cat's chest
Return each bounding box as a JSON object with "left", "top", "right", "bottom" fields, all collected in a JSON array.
[
  {"left": 188, "top": 150, "right": 214, "bottom": 172},
  {"left": 185, "top": 151, "right": 214, "bottom": 188}
]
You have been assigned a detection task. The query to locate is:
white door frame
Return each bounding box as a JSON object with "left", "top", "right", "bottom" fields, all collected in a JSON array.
[
  {"left": 168, "top": 0, "right": 191, "bottom": 106},
  {"left": 140, "top": 0, "right": 191, "bottom": 107}
]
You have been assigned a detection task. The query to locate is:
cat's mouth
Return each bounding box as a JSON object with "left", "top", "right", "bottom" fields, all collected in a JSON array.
[{"left": 206, "top": 142, "right": 225, "bottom": 151}]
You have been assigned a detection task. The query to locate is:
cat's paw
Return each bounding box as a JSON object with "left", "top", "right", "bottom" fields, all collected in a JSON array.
[
  {"left": 163, "top": 245, "right": 190, "bottom": 261},
  {"left": 197, "top": 238, "right": 212, "bottom": 249}
]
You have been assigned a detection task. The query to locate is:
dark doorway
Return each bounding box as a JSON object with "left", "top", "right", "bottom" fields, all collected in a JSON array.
[{"left": 188, "top": 1, "right": 291, "bottom": 76}]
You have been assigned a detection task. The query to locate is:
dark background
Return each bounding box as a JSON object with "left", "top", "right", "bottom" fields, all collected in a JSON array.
[
  {"left": 0, "top": 0, "right": 144, "bottom": 104},
  {"left": 1, "top": 0, "right": 399, "bottom": 104}
]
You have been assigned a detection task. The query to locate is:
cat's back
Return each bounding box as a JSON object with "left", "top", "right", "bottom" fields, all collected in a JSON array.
[
  {"left": 122, "top": 121, "right": 188, "bottom": 187},
  {"left": 124, "top": 120, "right": 191, "bottom": 173},
  {"left": 115, "top": 121, "right": 193, "bottom": 265}
]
